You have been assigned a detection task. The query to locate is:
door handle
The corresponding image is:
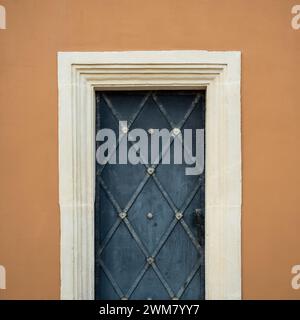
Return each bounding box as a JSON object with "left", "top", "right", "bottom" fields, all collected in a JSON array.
[
  {"left": 194, "top": 208, "right": 202, "bottom": 226},
  {"left": 194, "top": 208, "right": 204, "bottom": 246}
]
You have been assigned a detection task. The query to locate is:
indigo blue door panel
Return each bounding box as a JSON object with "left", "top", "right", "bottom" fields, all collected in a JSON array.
[{"left": 95, "top": 91, "right": 205, "bottom": 300}]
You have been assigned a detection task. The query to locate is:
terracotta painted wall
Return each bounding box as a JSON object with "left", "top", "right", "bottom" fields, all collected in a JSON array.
[{"left": 0, "top": 0, "right": 299, "bottom": 299}]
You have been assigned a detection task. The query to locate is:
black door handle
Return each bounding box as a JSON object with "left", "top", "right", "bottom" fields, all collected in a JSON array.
[
  {"left": 194, "top": 208, "right": 202, "bottom": 225},
  {"left": 194, "top": 208, "right": 204, "bottom": 246}
]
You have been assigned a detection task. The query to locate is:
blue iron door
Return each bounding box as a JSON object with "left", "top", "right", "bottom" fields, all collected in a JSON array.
[{"left": 95, "top": 90, "right": 205, "bottom": 300}]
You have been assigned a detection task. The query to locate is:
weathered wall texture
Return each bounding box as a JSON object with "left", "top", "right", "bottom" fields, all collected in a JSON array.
[{"left": 0, "top": 0, "right": 299, "bottom": 299}]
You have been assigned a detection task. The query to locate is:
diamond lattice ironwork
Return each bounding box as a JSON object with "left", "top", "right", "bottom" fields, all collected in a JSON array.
[{"left": 95, "top": 91, "right": 205, "bottom": 300}]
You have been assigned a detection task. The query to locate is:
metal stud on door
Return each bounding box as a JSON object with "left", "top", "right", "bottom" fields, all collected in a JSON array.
[{"left": 95, "top": 90, "right": 205, "bottom": 300}]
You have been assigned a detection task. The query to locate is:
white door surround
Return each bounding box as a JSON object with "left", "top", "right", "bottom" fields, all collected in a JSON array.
[{"left": 57, "top": 50, "right": 242, "bottom": 300}]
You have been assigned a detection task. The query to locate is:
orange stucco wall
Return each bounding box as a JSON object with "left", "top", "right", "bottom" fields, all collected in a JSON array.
[{"left": 0, "top": 0, "right": 300, "bottom": 299}]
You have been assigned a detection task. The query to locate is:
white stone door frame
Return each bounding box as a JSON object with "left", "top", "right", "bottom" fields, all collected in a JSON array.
[{"left": 57, "top": 50, "right": 242, "bottom": 300}]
